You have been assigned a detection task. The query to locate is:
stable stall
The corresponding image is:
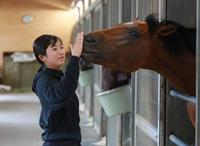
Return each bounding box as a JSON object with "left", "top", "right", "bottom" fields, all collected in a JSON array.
[{"left": 71, "top": 0, "right": 200, "bottom": 145}]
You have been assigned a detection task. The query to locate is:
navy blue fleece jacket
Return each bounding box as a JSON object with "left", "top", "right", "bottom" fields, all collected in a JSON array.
[{"left": 32, "top": 56, "right": 81, "bottom": 142}]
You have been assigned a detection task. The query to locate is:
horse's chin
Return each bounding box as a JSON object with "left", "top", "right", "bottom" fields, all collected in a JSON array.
[
  {"left": 82, "top": 57, "right": 114, "bottom": 68},
  {"left": 81, "top": 53, "right": 98, "bottom": 62},
  {"left": 109, "top": 66, "right": 132, "bottom": 73},
  {"left": 80, "top": 54, "right": 92, "bottom": 65},
  {"left": 105, "top": 63, "right": 134, "bottom": 73}
]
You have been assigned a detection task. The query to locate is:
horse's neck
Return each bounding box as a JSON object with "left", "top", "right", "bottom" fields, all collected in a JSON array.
[{"left": 146, "top": 43, "right": 195, "bottom": 96}]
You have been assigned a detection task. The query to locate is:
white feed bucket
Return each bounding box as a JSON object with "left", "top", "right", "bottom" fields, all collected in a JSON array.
[
  {"left": 96, "top": 85, "right": 131, "bottom": 116},
  {"left": 79, "top": 69, "right": 92, "bottom": 86}
]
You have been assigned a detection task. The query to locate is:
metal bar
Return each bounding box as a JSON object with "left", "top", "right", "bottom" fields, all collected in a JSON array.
[
  {"left": 135, "top": 114, "right": 158, "bottom": 143},
  {"left": 169, "top": 134, "right": 189, "bottom": 146},
  {"left": 157, "top": 75, "right": 161, "bottom": 145},
  {"left": 159, "top": 0, "right": 166, "bottom": 21},
  {"left": 130, "top": 1, "right": 137, "bottom": 146},
  {"left": 195, "top": 0, "right": 200, "bottom": 145},
  {"left": 158, "top": 1, "right": 166, "bottom": 146},
  {"left": 130, "top": 72, "right": 136, "bottom": 146},
  {"left": 169, "top": 89, "right": 196, "bottom": 104},
  {"left": 118, "top": 0, "right": 122, "bottom": 23}
]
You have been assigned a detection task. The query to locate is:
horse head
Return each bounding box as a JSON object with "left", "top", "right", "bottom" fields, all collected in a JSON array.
[
  {"left": 82, "top": 14, "right": 195, "bottom": 95},
  {"left": 82, "top": 19, "right": 149, "bottom": 72},
  {"left": 82, "top": 14, "right": 185, "bottom": 73}
]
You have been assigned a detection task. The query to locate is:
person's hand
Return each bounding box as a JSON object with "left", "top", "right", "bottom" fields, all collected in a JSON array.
[{"left": 70, "top": 32, "right": 84, "bottom": 57}]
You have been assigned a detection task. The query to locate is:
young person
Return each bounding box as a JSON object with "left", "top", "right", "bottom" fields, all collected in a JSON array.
[{"left": 32, "top": 32, "right": 83, "bottom": 146}]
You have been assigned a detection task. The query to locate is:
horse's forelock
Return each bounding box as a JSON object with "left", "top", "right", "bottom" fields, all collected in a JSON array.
[{"left": 145, "top": 14, "right": 159, "bottom": 34}]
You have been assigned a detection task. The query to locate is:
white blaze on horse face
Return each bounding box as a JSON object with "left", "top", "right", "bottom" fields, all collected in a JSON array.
[
  {"left": 125, "top": 22, "right": 134, "bottom": 25},
  {"left": 124, "top": 20, "right": 144, "bottom": 25},
  {"left": 116, "top": 40, "right": 129, "bottom": 46}
]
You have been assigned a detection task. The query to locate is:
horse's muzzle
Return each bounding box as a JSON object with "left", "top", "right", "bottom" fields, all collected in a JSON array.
[{"left": 84, "top": 35, "right": 97, "bottom": 45}]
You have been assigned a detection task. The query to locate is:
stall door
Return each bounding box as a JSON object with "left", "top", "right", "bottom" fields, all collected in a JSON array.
[
  {"left": 165, "top": 0, "right": 196, "bottom": 145},
  {"left": 132, "top": 0, "right": 162, "bottom": 146},
  {"left": 91, "top": 2, "right": 106, "bottom": 136},
  {"left": 106, "top": 0, "right": 122, "bottom": 145}
]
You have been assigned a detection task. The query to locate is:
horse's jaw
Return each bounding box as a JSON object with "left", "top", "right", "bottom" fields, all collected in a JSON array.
[
  {"left": 151, "top": 57, "right": 195, "bottom": 96},
  {"left": 81, "top": 54, "right": 131, "bottom": 72}
]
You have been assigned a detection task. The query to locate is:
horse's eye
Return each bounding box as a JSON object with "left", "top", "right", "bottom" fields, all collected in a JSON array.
[{"left": 129, "top": 30, "right": 140, "bottom": 37}]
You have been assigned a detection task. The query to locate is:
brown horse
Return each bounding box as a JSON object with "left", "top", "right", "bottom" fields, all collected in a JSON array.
[{"left": 81, "top": 14, "right": 196, "bottom": 127}]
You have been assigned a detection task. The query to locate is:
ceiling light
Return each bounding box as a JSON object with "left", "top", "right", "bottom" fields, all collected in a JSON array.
[{"left": 22, "top": 15, "right": 34, "bottom": 24}]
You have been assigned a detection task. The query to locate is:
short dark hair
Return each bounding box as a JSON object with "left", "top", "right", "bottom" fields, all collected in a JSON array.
[{"left": 33, "top": 35, "right": 63, "bottom": 64}]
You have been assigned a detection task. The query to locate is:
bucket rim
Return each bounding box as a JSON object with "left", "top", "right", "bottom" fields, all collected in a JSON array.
[{"left": 96, "top": 84, "right": 130, "bottom": 97}]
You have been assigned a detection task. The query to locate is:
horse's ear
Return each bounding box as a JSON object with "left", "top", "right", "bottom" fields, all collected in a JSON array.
[
  {"left": 156, "top": 23, "right": 177, "bottom": 36},
  {"left": 135, "top": 16, "right": 139, "bottom": 21}
]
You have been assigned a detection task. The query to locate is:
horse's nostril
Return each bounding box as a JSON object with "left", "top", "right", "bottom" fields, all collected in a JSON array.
[{"left": 85, "top": 36, "right": 97, "bottom": 44}]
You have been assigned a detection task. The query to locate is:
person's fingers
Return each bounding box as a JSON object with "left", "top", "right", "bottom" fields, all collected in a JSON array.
[
  {"left": 70, "top": 32, "right": 84, "bottom": 57},
  {"left": 79, "top": 32, "right": 83, "bottom": 37},
  {"left": 75, "top": 33, "right": 83, "bottom": 50},
  {"left": 75, "top": 34, "right": 80, "bottom": 44},
  {"left": 75, "top": 33, "right": 82, "bottom": 47},
  {"left": 72, "top": 37, "right": 78, "bottom": 50},
  {"left": 78, "top": 33, "right": 83, "bottom": 48}
]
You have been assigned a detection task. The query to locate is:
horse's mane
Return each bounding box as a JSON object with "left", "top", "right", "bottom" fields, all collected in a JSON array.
[{"left": 145, "top": 14, "right": 196, "bottom": 55}]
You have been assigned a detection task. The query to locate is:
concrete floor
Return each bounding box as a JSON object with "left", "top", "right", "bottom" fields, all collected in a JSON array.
[{"left": 0, "top": 93, "right": 105, "bottom": 146}]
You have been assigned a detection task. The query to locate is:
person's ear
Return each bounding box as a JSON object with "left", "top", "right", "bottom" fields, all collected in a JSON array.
[
  {"left": 38, "top": 55, "right": 46, "bottom": 63},
  {"left": 156, "top": 23, "right": 177, "bottom": 37}
]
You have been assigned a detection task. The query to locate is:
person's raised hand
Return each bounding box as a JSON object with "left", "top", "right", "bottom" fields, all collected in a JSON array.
[{"left": 70, "top": 32, "right": 84, "bottom": 57}]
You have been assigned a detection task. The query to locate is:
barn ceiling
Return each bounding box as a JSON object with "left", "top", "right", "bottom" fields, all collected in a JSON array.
[
  {"left": 0, "top": 0, "right": 75, "bottom": 52},
  {"left": 0, "top": 0, "right": 72, "bottom": 11}
]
